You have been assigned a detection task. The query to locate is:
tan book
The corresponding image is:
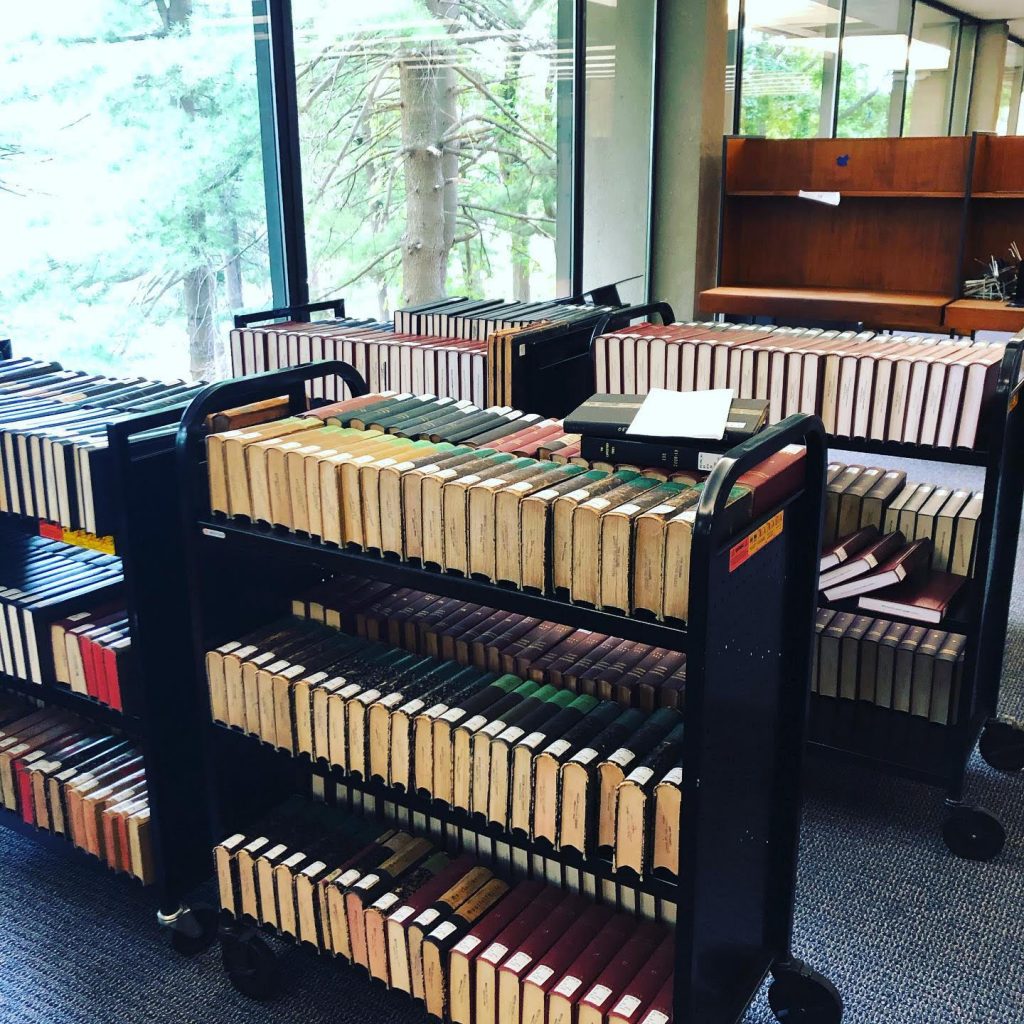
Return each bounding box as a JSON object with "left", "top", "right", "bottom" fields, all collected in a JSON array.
[
  {"left": 631, "top": 487, "right": 701, "bottom": 618},
  {"left": 882, "top": 482, "right": 920, "bottom": 536},
  {"left": 875, "top": 621, "right": 910, "bottom": 709},
  {"left": 932, "top": 489, "right": 971, "bottom": 571},
  {"left": 931, "top": 632, "right": 967, "bottom": 725},
  {"left": 214, "top": 833, "right": 246, "bottom": 916},
  {"left": 824, "top": 465, "right": 865, "bottom": 545},
  {"left": 950, "top": 492, "right": 984, "bottom": 577},
  {"left": 860, "top": 469, "right": 908, "bottom": 531},
  {"left": 651, "top": 765, "right": 683, "bottom": 878},
  {"left": 358, "top": 441, "right": 437, "bottom": 553},
  {"left": 552, "top": 473, "right": 639, "bottom": 593},
  {"left": 898, "top": 483, "right": 935, "bottom": 541},
  {"left": 836, "top": 466, "right": 884, "bottom": 540}
]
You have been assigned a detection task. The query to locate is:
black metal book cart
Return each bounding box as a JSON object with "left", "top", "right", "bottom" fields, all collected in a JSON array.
[
  {"left": 585, "top": 306, "right": 1024, "bottom": 861},
  {"left": 0, "top": 407, "right": 217, "bottom": 953},
  {"left": 175, "top": 361, "right": 841, "bottom": 1023}
]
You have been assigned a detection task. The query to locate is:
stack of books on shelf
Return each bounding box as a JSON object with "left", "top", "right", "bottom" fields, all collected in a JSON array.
[
  {"left": 205, "top": 393, "right": 805, "bottom": 621},
  {"left": 812, "top": 461, "right": 981, "bottom": 722},
  {"left": 0, "top": 522, "right": 123, "bottom": 688},
  {"left": 50, "top": 606, "right": 131, "bottom": 712},
  {"left": 207, "top": 581, "right": 685, "bottom": 879},
  {"left": 215, "top": 798, "right": 675, "bottom": 1024},
  {"left": 228, "top": 298, "right": 618, "bottom": 408},
  {"left": 591, "top": 320, "right": 1006, "bottom": 448},
  {"left": 0, "top": 355, "right": 206, "bottom": 535},
  {"left": 0, "top": 697, "right": 151, "bottom": 880}
]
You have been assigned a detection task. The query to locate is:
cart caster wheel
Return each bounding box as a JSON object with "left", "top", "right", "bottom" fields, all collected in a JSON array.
[
  {"left": 221, "top": 928, "right": 280, "bottom": 1000},
  {"left": 979, "top": 718, "right": 1024, "bottom": 772},
  {"left": 768, "top": 960, "right": 843, "bottom": 1022},
  {"left": 942, "top": 804, "right": 1006, "bottom": 861},
  {"left": 166, "top": 906, "right": 219, "bottom": 956}
]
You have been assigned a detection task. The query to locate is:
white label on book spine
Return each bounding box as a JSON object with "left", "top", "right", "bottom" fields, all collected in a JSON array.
[
  {"left": 585, "top": 984, "right": 613, "bottom": 1007},
  {"left": 373, "top": 892, "right": 400, "bottom": 912},
  {"left": 424, "top": 703, "right": 448, "bottom": 718},
  {"left": 454, "top": 935, "right": 481, "bottom": 956},
  {"left": 648, "top": 504, "right": 675, "bottom": 516},
  {"left": 358, "top": 689, "right": 382, "bottom": 705},
  {"left": 402, "top": 699, "right": 426, "bottom": 715},
  {"left": 483, "top": 720, "right": 507, "bottom": 738},
  {"left": 481, "top": 942, "right": 508, "bottom": 964},
  {"left": 543, "top": 739, "right": 571, "bottom": 758},
  {"left": 389, "top": 905, "right": 415, "bottom": 924},
  {"left": 357, "top": 873, "right": 380, "bottom": 890},
  {"left": 698, "top": 451, "right": 721, "bottom": 472},
  {"left": 583, "top": 498, "right": 611, "bottom": 510},
  {"left": 506, "top": 952, "right": 532, "bottom": 974},
  {"left": 499, "top": 726, "right": 525, "bottom": 744},
  {"left": 527, "top": 965, "right": 554, "bottom": 987},
  {"left": 642, "top": 1011, "right": 670, "bottom": 1024},
  {"left": 338, "top": 869, "right": 361, "bottom": 886},
  {"left": 341, "top": 683, "right": 361, "bottom": 698},
  {"left": 430, "top": 921, "right": 458, "bottom": 941},
  {"left": 521, "top": 731, "right": 546, "bottom": 749},
  {"left": 662, "top": 766, "right": 683, "bottom": 786},
  {"left": 536, "top": 489, "right": 559, "bottom": 500},
  {"left": 626, "top": 766, "right": 654, "bottom": 786},
  {"left": 554, "top": 976, "right": 582, "bottom": 998},
  {"left": 415, "top": 908, "right": 441, "bottom": 928},
  {"left": 608, "top": 748, "right": 635, "bottom": 768},
  {"left": 441, "top": 707, "right": 466, "bottom": 724},
  {"left": 618, "top": 503, "right": 641, "bottom": 515},
  {"left": 566, "top": 489, "right": 590, "bottom": 501},
  {"left": 571, "top": 747, "right": 599, "bottom": 766},
  {"left": 613, "top": 995, "right": 643, "bottom": 1016},
  {"left": 463, "top": 714, "right": 488, "bottom": 732},
  {"left": 511, "top": 481, "right": 534, "bottom": 491},
  {"left": 482, "top": 478, "right": 505, "bottom": 488}
]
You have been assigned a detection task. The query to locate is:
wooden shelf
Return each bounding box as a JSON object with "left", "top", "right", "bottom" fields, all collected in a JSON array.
[
  {"left": 971, "top": 192, "right": 1024, "bottom": 200},
  {"left": 698, "top": 285, "right": 951, "bottom": 332},
  {"left": 944, "top": 299, "right": 1024, "bottom": 336},
  {"left": 727, "top": 189, "right": 964, "bottom": 199}
]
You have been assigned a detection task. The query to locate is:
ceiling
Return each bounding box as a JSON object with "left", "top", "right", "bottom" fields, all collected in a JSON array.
[{"left": 948, "top": 0, "right": 1024, "bottom": 38}]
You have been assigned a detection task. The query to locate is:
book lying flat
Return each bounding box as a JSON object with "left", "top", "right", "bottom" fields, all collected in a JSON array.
[
  {"left": 819, "top": 531, "right": 905, "bottom": 592},
  {"left": 858, "top": 571, "right": 965, "bottom": 625},
  {"left": 823, "top": 539, "right": 931, "bottom": 601}
]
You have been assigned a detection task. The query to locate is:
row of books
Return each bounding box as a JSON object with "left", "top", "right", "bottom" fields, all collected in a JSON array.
[
  {"left": 216, "top": 799, "right": 676, "bottom": 1024},
  {"left": 50, "top": 605, "right": 131, "bottom": 712},
  {"left": 0, "top": 525, "right": 123, "bottom": 687},
  {"left": 0, "top": 699, "right": 152, "bottom": 879},
  {"left": 0, "top": 356, "right": 206, "bottom": 534},
  {"left": 823, "top": 462, "right": 982, "bottom": 575},
  {"left": 207, "top": 605, "right": 683, "bottom": 877},
  {"left": 206, "top": 397, "right": 803, "bottom": 619},
  {"left": 229, "top": 298, "right": 616, "bottom": 410},
  {"left": 813, "top": 610, "right": 966, "bottom": 724},
  {"left": 592, "top": 321, "right": 1005, "bottom": 448}
]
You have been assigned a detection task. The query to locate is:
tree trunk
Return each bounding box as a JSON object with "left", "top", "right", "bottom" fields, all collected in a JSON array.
[
  {"left": 184, "top": 262, "right": 218, "bottom": 380},
  {"left": 226, "top": 219, "right": 243, "bottom": 311},
  {"left": 399, "top": 0, "right": 460, "bottom": 305}
]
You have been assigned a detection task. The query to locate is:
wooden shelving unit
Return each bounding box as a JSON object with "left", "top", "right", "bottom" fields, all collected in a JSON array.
[
  {"left": 175, "top": 362, "right": 841, "bottom": 1023},
  {"left": 699, "top": 134, "right": 1024, "bottom": 336}
]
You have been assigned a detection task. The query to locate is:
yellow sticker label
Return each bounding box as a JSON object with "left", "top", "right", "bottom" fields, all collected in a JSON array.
[
  {"left": 1010, "top": 389, "right": 1020, "bottom": 414},
  {"left": 61, "top": 529, "right": 117, "bottom": 555},
  {"left": 729, "top": 510, "right": 784, "bottom": 572}
]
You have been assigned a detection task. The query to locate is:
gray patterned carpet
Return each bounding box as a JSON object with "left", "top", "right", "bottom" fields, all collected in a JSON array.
[{"left": 2, "top": 458, "right": 1021, "bottom": 1024}]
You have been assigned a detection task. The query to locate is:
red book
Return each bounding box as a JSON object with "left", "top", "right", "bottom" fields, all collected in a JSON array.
[
  {"left": 858, "top": 570, "right": 966, "bottom": 625},
  {"left": 736, "top": 443, "right": 806, "bottom": 516},
  {"left": 607, "top": 935, "right": 674, "bottom": 1024},
  {"left": 99, "top": 634, "right": 131, "bottom": 711},
  {"left": 824, "top": 538, "right": 932, "bottom": 601},
  {"left": 487, "top": 420, "right": 563, "bottom": 455},
  {"left": 637, "top": 974, "right": 673, "bottom": 1024},
  {"left": 576, "top": 922, "right": 668, "bottom": 1024},
  {"left": 15, "top": 725, "right": 83, "bottom": 824},
  {"left": 302, "top": 391, "right": 397, "bottom": 422}
]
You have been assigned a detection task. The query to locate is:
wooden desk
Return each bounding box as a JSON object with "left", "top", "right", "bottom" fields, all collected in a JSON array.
[
  {"left": 944, "top": 299, "right": 1024, "bottom": 336},
  {"left": 698, "top": 286, "right": 951, "bottom": 332}
]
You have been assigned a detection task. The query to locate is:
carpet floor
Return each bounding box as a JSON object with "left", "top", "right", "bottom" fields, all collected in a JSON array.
[{"left": 2, "top": 460, "right": 1021, "bottom": 1024}]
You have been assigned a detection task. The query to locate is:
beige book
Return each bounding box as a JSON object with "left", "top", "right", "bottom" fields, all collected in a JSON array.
[
  {"left": 237, "top": 836, "right": 270, "bottom": 920},
  {"left": 596, "top": 753, "right": 630, "bottom": 852},
  {"left": 651, "top": 766, "right": 682, "bottom": 877},
  {"left": 472, "top": 717, "right": 509, "bottom": 817},
  {"left": 296, "top": 860, "right": 330, "bottom": 948},
  {"left": 432, "top": 707, "right": 465, "bottom": 805},
  {"left": 933, "top": 489, "right": 972, "bottom": 571},
  {"left": 206, "top": 429, "right": 247, "bottom": 514},
  {"left": 214, "top": 833, "right": 246, "bottom": 915},
  {"left": 530, "top": 745, "right": 564, "bottom": 845},
  {"left": 304, "top": 446, "right": 338, "bottom": 539},
  {"left": 662, "top": 508, "right": 698, "bottom": 622},
  {"left": 127, "top": 807, "right": 154, "bottom": 884},
  {"left": 883, "top": 482, "right": 920, "bottom": 536},
  {"left": 293, "top": 673, "right": 326, "bottom": 756},
  {"left": 898, "top": 483, "right": 935, "bottom": 540},
  {"left": 519, "top": 474, "right": 600, "bottom": 592},
  {"left": 509, "top": 731, "right": 549, "bottom": 836},
  {"left": 836, "top": 466, "right": 883, "bottom": 540},
  {"left": 327, "top": 878, "right": 353, "bottom": 958},
  {"left": 274, "top": 852, "right": 306, "bottom": 936},
  {"left": 346, "top": 684, "right": 382, "bottom": 777},
  {"left": 413, "top": 701, "right": 450, "bottom": 798},
  {"left": 222, "top": 643, "right": 260, "bottom": 730},
  {"left": 552, "top": 475, "right": 632, "bottom": 593},
  {"left": 319, "top": 452, "right": 357, "bottom": 546},
  {"left": 557, "top": 750, "right": 595, "bottom": 854},
  {"left": 223, "top": 419, "right": 314, "bottom": 518},
  {"left": 632, "top": 490, "right": 701, "bottom": 618},
  {"left": 599, "top": 487, "right": 679, "bottom": 614},
  {"left": 950, "top": 492, "right": 984, "bottom": 577},
  {"left": 389, "top": 695, "right": 428, "bottom": 791},
  {"left": 441, "top": 471, "right": 489, "bottom": 575},
  {"left": 256, "top": 842, "right": 289, "bottom": 929},
  {"left": 205, "top": 641, "right": 241, "bottom": 725},
  {"left": 283, "top": 443, "right": 327, "bottom": 531},
  {"left": 316, "top": 868, "right": 342, "bottom": 953},
  {"left": 494, "top": 468, "right": 573, "bottom": 587},
  {"left": 241, "top": 653, "right": 274, "bottom": 737},
  {"left": 344, "top": 438, "right": 426, "bottom": 550},
  {"left": 368, "top": 690, "right": 406, "bottom": 783},
  {"left": 453, "top": 714, "right": 488, "bottom": 812},
  {"left": 319, "top": 679, "right": 354, "bottom": 765},
  {"left": 272, "top": 667, "right": 301, "bottom": 754},
  {"left": 51, "top": 610, "right": 91, "bottom": 685}
]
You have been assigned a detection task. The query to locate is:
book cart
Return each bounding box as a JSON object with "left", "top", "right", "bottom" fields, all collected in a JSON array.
[
  {"left": 0, "top": 405, "right": 219, "bottom": 954},
  {"left": 589, "top": 304, "right": 1024, "bottom": 860},
  {"left": 175, "top": 361, "right": 843, "bottom": 1023}
]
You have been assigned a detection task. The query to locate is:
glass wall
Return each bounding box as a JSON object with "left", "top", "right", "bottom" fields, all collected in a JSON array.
[
  {"left": 739, "top": 0, "right": 842, "bottom": 139},
  {"left": 726, "top": 0, "right": 992, "bottom": 141},
  {"left": 904, "top": 3, "right": 960, "bottom": 136},
  {"left": 997, "top": 40, "right": 1024, "bottom": 135},
  {"left": 292, "top": 0, "right": 569, "bottom": 319},
  {"left": 0, "top": 2, "right": 279, "bottom": 380}
]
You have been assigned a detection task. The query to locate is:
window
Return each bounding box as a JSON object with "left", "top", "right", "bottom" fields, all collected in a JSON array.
[
  {"left": 739, "top": 0, "right": 842, "bottom": 139},
  {"left": 0, "top": 2, "right": 279, "bottom": 380},
  {"left": 903, "top": 3, "right": 959, "bottom": 137},
  {"left": 292, "top": 0, "right": 568, "bottom": 320},
  {"left": 582, "top": 0, "right": 656, "bottom": 303},
  {"left": 950, "top": 23, "right": 978, "bottom": 136},
  {"left": 725, "top": 0, "right": 740, "bottom": 134},
  {"left": 997, "top": 40, "right": 1024, "bottom": 136},
  {"left": 836, "top": 0, "right": 913, "bottom": 138}
]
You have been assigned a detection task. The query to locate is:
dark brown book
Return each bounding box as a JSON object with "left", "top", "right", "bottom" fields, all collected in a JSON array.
[
  {"left": 819, "top": 525, "right": 880, "bottom": 571},
  {"left": 736, "top": 442, "right": 806, "bottom": 517},
  {"left": 858, "top": 571, "right": 966, "bottom": 625},
  {"left": 575, "top": 922, "right": 669, "bottom": 1024},
  {"left": 606, "top": 935, "right": 675, "bottom": 1024},
  {"left": 824, "top": 539, "right": 932, "bottom": 600},
  {"left": 819, "top": 531, "right": 905, "bottom": 591}
]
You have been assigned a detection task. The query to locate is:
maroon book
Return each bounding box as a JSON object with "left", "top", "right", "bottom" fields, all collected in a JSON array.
[
  {"left": 736, "top": 443, "right": 806, "bottom": 516},
  {"left": 858, "top": 570, "right": 965, "bottom": 625},
  {"left": 819, "top": 525, "right": 880, "bottom": 571},
  {"left": 607, "top": 935, "right": 675, "bottom": 1023},
  {"left": 819, "top": 531, "right": 905, "bottom": 591},
  {"left": 825, "top": 538, "right": 932, "bottom": 601}
]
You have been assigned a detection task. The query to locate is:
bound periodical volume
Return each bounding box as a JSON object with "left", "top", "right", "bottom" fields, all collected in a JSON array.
[
  {"left": 207, "top": 583, "right": 685, "bottom": 880},
  {"left": 50, "top": 606, "right": 131, "bottom": 712},
  {"left": 215, "top": 798, "right": 676, "bottom": 1024},
  {"left": 813, "top": 611, "right": 965, "bottom": 725},
  {"left": 0, "top": 522, "right": 123, "bottom": 687},
  {"left": 592, "top": 320, "right": 1005, "bottom": 449},
  {"left": 228, "top": 297, "right": 618, "bottom": 410},
  {"left": 205, "top": 393, "right": 805, "bottom": 621},
  {"left": 0, "top": 698, "right": 152, "bottom": 880},
  {"left": 0, "top": 356, "right": 207, "bottom": 534}
]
